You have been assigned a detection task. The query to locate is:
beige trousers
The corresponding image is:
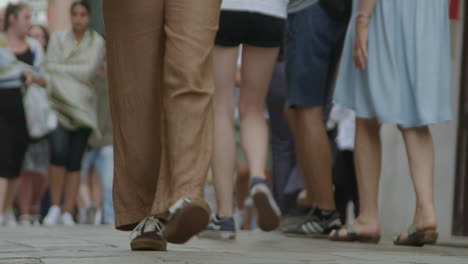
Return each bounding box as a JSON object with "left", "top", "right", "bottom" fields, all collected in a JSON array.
[{"left": 103, "top": 0, "right": 221, "bottom": 231}]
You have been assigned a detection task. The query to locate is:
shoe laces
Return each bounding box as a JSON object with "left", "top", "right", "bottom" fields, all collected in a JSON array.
[{"left": 131, "top": 217, "right": 166, "bottom": 240}]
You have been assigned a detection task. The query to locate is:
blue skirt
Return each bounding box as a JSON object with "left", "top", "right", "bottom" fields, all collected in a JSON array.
[{"left": 333, "top": 0, "right": 452, "bottom": 128}]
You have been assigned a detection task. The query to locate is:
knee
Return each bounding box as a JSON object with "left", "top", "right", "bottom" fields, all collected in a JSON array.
[
  {"left": 357, "top": 118, "right": 381, "bottom": 132},
  {"left": 294, "top": 106, "right": 323, "bottom": 121},
  {"left": 399, "top": 125, "right": 430, "bottom": 136},
  {"left": 238, "top": 101, "right": 264, "bottom": 121}
]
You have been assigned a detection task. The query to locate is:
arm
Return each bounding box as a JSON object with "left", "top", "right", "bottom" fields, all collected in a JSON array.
[{"left": 353, "top": 0, "right": 377, "bottom": 71}]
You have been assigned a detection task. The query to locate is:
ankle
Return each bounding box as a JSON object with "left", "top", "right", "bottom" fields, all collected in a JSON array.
[{"left": 355, "top": 215, "right": 380, "bottom": 228}]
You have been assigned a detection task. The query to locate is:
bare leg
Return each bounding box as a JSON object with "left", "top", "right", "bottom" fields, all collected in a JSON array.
[
  {"left": 333, "top": 118, "right": 382, "bottom": 238},
  {"left": 235, "top": 164, "right": 250, "bottom": 211},
  {"left": 4, "top": 178, "right": 21, "bottom": 212},
  {"left": 49, "top": 165, "right": 66, "bottom": 206},
  {"left": 397, "top": 126, "right": 437, "bottom": 240},
  {"left": 31, "top": 173, "right": 47, "bottom": 215},
  {"left": 211, "top": 45, "right": 239, "bottom": 218},
  {"left": 89, "top": 168, "right": 103, "bottom": 207},
  {"left": 63, "top": 171, "right": 81, "bottom": 214},
  {"left": 285, "top": 106, "right": 317, "bottom": 207},
  {"left": 17, "top": 170, "right": 33, "bottom": 216},
  {"left": 239, "top": 45, "right": 279, "bottom": 180}
]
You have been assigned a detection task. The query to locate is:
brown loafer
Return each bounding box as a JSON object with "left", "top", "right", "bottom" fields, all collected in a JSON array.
[
  {"left": 165, "top": 198, "right": 211, "bottom": 244},
  {"left": 130, "top": 217, "right": 167, "bottom": 251}
]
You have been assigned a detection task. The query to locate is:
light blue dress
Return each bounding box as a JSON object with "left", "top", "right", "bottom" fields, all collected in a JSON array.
[{"left": 334, "top": 0, "right": 452, "bottom": 128}]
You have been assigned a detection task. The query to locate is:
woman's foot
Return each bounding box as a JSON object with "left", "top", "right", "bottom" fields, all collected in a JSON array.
[
  {"left": 393, "top": 209, "right": 437, "bottom": 246},
  {"left": 329, "top": 217, "right": 381, "bottom": 244}
]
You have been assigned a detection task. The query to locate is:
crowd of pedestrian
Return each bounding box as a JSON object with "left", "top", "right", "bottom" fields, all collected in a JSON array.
[{"left": 0, "top": 0, "right": 452, "bottom": 252}]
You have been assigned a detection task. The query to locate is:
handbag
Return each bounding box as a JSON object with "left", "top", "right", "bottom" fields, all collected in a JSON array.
[{"left": 22, "top": 84, "right": 58, "bottom": 139}]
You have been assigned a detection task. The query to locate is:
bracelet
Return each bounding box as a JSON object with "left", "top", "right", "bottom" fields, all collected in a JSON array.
[{"left": 356, "top": 13, "right": 372, "bottom": 20}]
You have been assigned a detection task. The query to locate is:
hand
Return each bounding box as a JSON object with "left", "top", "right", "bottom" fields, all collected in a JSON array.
[
  {"left": 353, "top": 17, "right": 370, "bottom": 72},
  {"left": 23, "top": 72, "right": 34, "bottom": 87}
]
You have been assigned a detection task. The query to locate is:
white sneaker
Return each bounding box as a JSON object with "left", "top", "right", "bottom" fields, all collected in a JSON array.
[
  {"left": 43, "top": 206, "right": 61, "bottom": 226},
  {"left": 19, "top": 215, "right": 32, "bottom": 227},
  {"left": 94, "top": 208, "right": 102, "bottom": 225},
  {"left": 33, "top": 215, "right": 41, "bottom": 227},
  {"left": 4, "top": 209, "right": 17, "bottom": 227},
  {"left": 61, "top": 213, "right": 76, "bottom": 226}
]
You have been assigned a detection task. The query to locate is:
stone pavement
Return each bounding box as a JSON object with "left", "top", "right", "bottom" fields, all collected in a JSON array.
[{"left": 1, "top": 226, "right": 468, "bottom": 264}]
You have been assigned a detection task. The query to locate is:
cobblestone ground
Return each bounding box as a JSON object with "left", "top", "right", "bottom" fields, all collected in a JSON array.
[{"left": 1, "top": 226, "right": 468, "bottom": 264}]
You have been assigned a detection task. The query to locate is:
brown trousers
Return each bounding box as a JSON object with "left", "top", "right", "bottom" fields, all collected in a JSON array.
[{"left": 103, "top": 0, "right": 221, "bottom": 231}]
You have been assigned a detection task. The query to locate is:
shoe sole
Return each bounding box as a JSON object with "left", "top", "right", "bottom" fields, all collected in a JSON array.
[
  {"left": 131, "top": 237, "right": 167, "bottom": 251},
  {"left": 252, "top": 189, "right": 280, "bottom": 232},
  {"left": 284, "top": 232, "right": 329, "bottom": 239},
  {"left": 394, "top": 230, "right": 438, "bottom": 247},
  {"left": 165, "top": 201, "right": 210, "bottom": 244}
]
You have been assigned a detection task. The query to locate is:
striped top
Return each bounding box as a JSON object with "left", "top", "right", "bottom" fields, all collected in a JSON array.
[{"left": 0, "top": 34, "right": 44, "bottom": 89}]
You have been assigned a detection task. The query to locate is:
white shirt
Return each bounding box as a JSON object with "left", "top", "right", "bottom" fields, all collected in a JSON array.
[
  {"left": 221, "top": 0, "right": 289, "bottom": 19},
  {"left": 330, "top": 105, "right": 356, "bottom": 151}
]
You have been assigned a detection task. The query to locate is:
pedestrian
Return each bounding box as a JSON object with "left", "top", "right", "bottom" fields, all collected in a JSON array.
[
  {"left": 42, "top": 0, "right": 105, "bottom": 226},
  {"left": 266, "top": 47, "right": 298, "bottom": 216},
  {"left": 203, "top": 0, "right": 288, "bottom": 239},
  {"left": 329, "top": 105, "right": 359, "bottom": 224},
  {"left": 79, "top": 60, "right": 115, "bottom": 225},
  {"left": 0, "top": 3, "right": 46, "bottom": 226},
  {"left": 16, "top": 24, "right": 51, "bottom": 227},
  {"left": 282, "top": 0, "right": 352, "bottom": 237},
  {"left": 330, "top": 0, "right": 451, "bottom": 246},
  {"left": 103, "top": 0, "right": 221, "bottom": 251}
]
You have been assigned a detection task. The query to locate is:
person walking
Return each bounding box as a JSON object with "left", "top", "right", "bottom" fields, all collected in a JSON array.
[
  {"left": 330, "top": 0, "right": 451, "bottom": 247},
  {"left": 201, "top": 0, "right": 288, "bottom": 240},
  {"left": 103, "top": 0, "right": 221, "bottom": 251},
  {"left": 0, "top": 3, "right": 46, "bottom": 226},
  {"left": 42, "top": 0, "right": 105, "bottom": 226},
  {"left": 16, "top": 24, "right": 51, "bottom": 227},
  {"left": 282, "top": 0, "right": 352, "bottom": 237},
  {"left": 79, "top": 61, "right": 115, "bottom": 225}
]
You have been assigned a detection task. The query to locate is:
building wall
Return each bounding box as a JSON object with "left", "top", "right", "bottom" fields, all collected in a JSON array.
[
  {"left": 48, "top": 0, "right": 73, "bottom": 31},
  {"left": 379, "top": 2, "right": 465, "bottom": 240}
]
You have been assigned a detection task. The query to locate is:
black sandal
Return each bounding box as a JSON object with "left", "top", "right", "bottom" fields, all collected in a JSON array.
[
  {"left": 329, "top": 225, "right": 381, "bottom": 244},
  {"left": 393, "top": 225, "right": 438, "bottom": 247}
]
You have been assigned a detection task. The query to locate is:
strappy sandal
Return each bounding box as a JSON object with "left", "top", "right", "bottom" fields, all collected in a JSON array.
[
  {"left": 393, "top": 225, "right": 438, "bottom": 247},
  {"left": 329, "top": 225, "right": 381, "bottom": 244}
]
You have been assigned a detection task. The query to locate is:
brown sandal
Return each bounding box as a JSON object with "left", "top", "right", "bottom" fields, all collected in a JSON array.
[
  {"left": 329, "top": 225, "right": 381, "bottom": 244},
  {"left": 165, "top": 198, "right": 211, "bottom": 244},
  {"left": 393, "top": 225, "right": 438, "bottom": 247}
]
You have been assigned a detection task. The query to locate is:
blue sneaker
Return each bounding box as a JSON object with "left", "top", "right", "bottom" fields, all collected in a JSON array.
[
  {"left": 250, "top": 177, "right": 281, "bottom": 232},
  {"left": 199, "top": 215, "right": 236, "bottom": 240}
]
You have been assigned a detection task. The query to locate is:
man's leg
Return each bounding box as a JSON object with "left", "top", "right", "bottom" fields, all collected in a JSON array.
[
  {"left": 152, "top": 0, "right": 221, "bottom": 244},
  {"left": 294, "top": 106, "right": 335, "bottom": 210},
  {"left": 103, "top": 0, "right": 165, "bottom": 231}
]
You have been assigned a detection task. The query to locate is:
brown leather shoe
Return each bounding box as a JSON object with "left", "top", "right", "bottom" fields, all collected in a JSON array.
[
  {"left": 130, "top": 217, "right": 167, "bottom": 251},
  {"left": 165, "top": 198, "right": 210, "bottom": 244}
]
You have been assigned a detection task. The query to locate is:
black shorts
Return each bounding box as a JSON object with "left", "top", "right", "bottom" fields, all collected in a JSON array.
[
  {"left": 215, "top": 11, "right": 285, "bottom": 48},
  {"left": 49, "top": 123, "right": 92, "bottom": 172}
]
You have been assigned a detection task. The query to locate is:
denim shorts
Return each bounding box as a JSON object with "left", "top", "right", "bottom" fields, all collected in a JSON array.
[{"left": 286, "top": 3, "right": 348, "bottom": 108}]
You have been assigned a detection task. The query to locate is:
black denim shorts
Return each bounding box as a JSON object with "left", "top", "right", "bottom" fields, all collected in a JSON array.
[{"left": 215, "top": 11, "right": 285, "bottom": 48}]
